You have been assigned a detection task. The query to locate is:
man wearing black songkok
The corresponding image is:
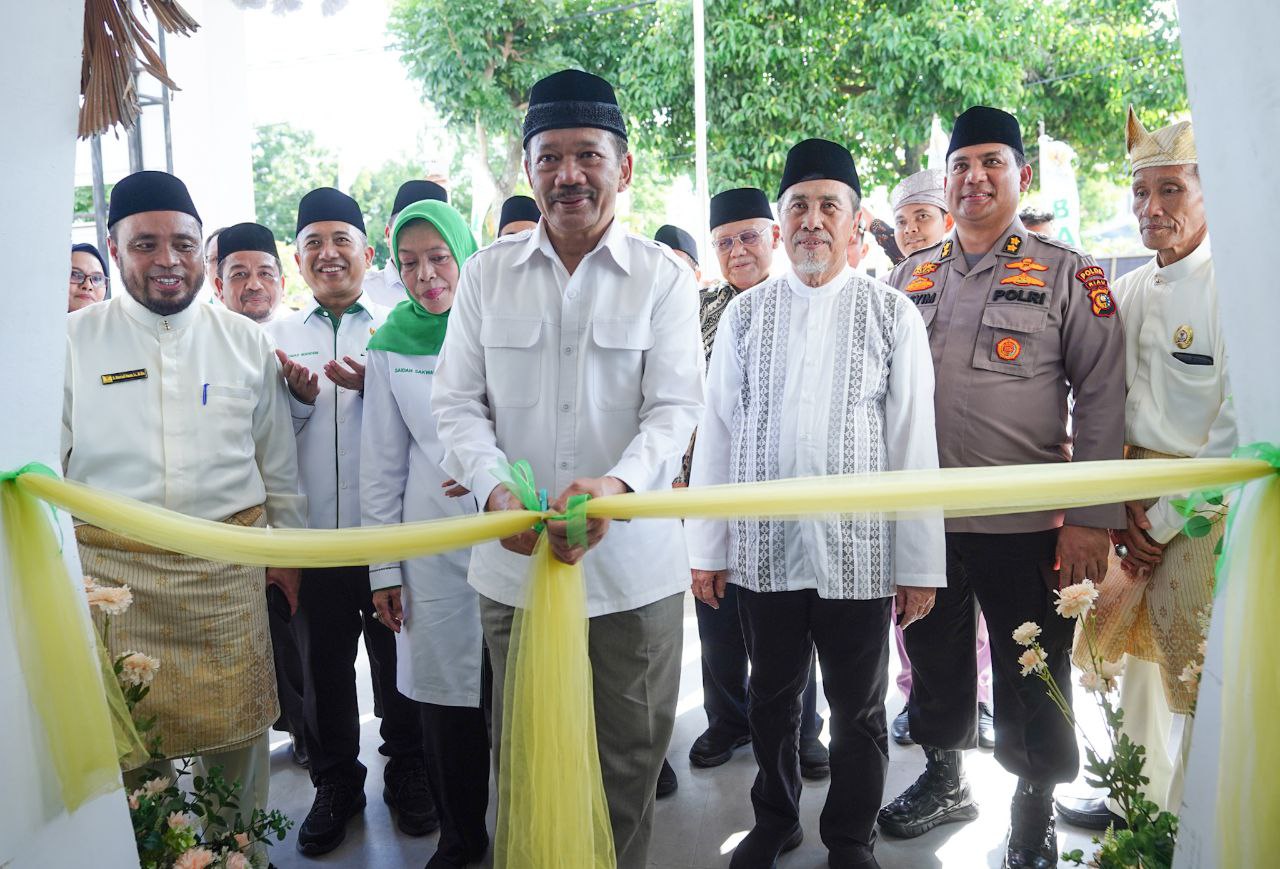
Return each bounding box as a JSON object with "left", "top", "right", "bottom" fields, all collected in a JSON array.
[
  {"left": 497, "top": 195, "right": 540, "bottom": 236},
  {"left": 877, "top": 106, "right": 1125, "bottom": 869},
  {"left": 364, "top": 179, "right": 450, "bottom": 307}
]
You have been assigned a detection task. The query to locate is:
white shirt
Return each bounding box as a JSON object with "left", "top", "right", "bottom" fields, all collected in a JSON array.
[
  {"left": 265, "top": 294, "right": 388, "bottom": 529},
  {"left": 361, "top": 349, "right": 481, "bottom": 705},
  {"left": 63, "top": 291, "right": 306, "bottom": 528},
  {"left": 362, "top": 260, "right": 407, "bottom": 309},
  {"left": 432, "top": 220, "right": 705, "bottom": 617},
  {"left": 686, "top": 267, "right": 946, "bottom": 599},
  {"left": 1113, "top": 239, "right": 1238, "bottom": 543}
]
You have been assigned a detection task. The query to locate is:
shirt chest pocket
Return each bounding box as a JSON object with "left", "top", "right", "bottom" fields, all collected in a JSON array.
[
  {"left": 480, "top": 317, "right": 543, "bottom": 408},
  {"left": 205, "top": 384, "right": 255, "bottom": 453},
  {"left": 971, "top": 304, "right": 1050, "bottom": 378},
  {"left": 590, "top": 318, "right": 654, "bottom": 411}
]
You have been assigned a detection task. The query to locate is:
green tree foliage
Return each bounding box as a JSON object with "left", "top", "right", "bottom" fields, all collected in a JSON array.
[
  {"left": 349, "top": 157, "right": 433, "bottom": 264},
  {"left": 251, "top": 123, "right": 339, "bottom": 244},
  {"left": 389, "top": 0, "right": 1187, "bottom": 205}
]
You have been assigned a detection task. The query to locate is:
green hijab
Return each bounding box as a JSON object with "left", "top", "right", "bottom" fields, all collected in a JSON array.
[{"left": 367, "top": 199, "right": 477, "bottom": 356}]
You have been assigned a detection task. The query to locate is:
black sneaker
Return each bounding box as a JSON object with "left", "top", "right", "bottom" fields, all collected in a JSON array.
[
  {"left": 656, "top": 758, "right": 678, "bottom": 798},
  {"left": 1005, "top": 780, "right": 1058, "bottom": 868},
  {"left": 799, "top": 735, "right": 830, "bottom": 780},
  {"left": 296, "top": 779, "right": 366, "bottom": 855},
  {"left": 878, "top": 747, "right": 979, "bottom": 839},
  {"left": 383, "top": 757, "right": 440, "bottom": 836},
  {"left": 978, "top": 702, "right": 996, "bottom": 750},
  {"left": 891, "top": 708, "right": 913, "bottom": 746},
  {"left": 689, "top": 729, "right": 751, "bottom": 768}
]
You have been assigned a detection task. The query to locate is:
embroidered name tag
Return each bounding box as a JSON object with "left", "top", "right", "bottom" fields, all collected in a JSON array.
[{"left": 101, "top": 368, "right": 147, "bottom": 385}]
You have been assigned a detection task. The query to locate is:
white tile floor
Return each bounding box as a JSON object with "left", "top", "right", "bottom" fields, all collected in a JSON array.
[{"left": 263, "top": 596, "right": 1104, "bottom": 868}]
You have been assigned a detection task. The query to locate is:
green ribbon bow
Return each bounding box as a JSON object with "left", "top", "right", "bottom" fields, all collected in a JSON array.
[{"left": 491, "top": 460, "right": 591, "bottom": 550}]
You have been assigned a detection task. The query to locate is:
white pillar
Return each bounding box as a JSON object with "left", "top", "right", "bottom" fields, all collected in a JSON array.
[
  {"left": 0, "top": 1, "right": 137, "bottom": 865},
  {"left": 1173, "top": 1, "right": 1280, "bottom": 865},
  {"left": 692, "top": 0, "right": 712, "bottom": 279}
]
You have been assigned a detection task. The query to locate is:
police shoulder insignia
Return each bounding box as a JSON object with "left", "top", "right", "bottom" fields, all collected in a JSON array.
[
  {"left": 912, "top": 261, "right": 940, "bottom": 278},
  {"left": 1074, "top": 264, "right": 1115, "bottom": 317},
  {"left": 940, "top": 239, "right": 954, "bottom": 260},
  {"left": 1003, "top": 235, "right": 1022, "bottom": 254}
]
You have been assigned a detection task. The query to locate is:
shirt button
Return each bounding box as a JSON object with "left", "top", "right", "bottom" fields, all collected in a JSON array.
[
  {"left": 340, "top": 482, "right": 348, "bottom": 489},
  {"left": 560, "top": 402, "right": 571, "bottom": 412},
  {"left": 559, "top": 461, "right": 569, "bottom": 470},
  {"left": 339, "top": 449, "right": 348, "bottom": 456},
  {"left": 563, "top": 346, "right": 573, "bottom": 356},
  {"left": 338, "top": 417, "right": 347, "bottom": 424}
]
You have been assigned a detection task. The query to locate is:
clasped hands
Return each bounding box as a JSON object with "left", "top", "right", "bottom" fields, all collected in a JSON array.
[{"left": 487, "top": 475, "right": 628, "bottom": 565}]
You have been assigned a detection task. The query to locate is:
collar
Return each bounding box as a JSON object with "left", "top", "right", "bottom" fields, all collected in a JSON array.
[
  {"left": 785, "top": 264, "right": 854, "bottom": 298},
  {"left": 117, "top": 288, "right": 201, "bottom": 334},
  {"left": 949, "top": 217, "right": 1026, "bottom": 276},
  {"left": 512, "top": 218, "right": 631, "bottom": 275},
  {"left": 382, "top": 259, "right": 404, "bottom": 287},
  {"left": 1154, "top": 237, "right": 1213, "bottom": 283},
  {"left": 304, "top": 292, "right": 369, "bottom": 325}
]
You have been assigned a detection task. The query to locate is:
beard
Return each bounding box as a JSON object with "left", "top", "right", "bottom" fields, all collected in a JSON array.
[{"left": 124, "top": 266, "right": 203, "bottom": 316}]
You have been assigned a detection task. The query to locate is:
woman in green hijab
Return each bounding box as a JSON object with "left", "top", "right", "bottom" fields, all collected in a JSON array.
[{"left": 360, "top": 199, "right": 490, "bottom": 867}]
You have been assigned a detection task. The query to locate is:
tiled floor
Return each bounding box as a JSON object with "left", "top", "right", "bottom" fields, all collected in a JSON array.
[{"left": 264, "top": 596, "right": 1102, "bottom": 868}]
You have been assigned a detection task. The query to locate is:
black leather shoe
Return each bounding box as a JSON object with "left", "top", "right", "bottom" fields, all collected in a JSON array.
[
  {"left": 290, "top": 731, "right": 310, "bottom": 768},
  {"left": 656, "top": 758, "right": 678, "bottom": 798},
  {"left": 689, "top": 729, "right": 751, "bottom": 768},
  {"left": 728, "top": 824, "right": 803, "bottom": 868},
  {"left": 878, "top": 747, "right": 978, "bottom": 839},
  {"left": 978, "top": 702, "right": 995, "bottom": 750},
  {"left": 297, "top": 779, "right": 366, "bottom": 855},
  {"left": 1054, "top": 795, "right": 1127, "bottom": 831},
  {"left": 799, "top": 735, "right": 830, "bottom": 780},
  {"left": 383, "top": 757, "right": 440, "bottom": 836},
  {"left": 891, "top": 708, "right": 913, "bottom": 746},
  {"left": 1005, "top": 780, "right": 1058, "bottom": 868}
]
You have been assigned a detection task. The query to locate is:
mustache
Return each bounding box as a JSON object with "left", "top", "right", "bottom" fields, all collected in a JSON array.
[{"left": 551, "top": 186, "right": 595, "bottom": 202}]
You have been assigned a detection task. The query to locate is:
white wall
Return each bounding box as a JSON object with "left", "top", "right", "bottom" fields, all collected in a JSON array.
[
  {"left": 1174, "top": 1, "right": 1280, "bottom": 866},
  {"left": 0, "top": 0, "right": 137, "bottom": 865}
]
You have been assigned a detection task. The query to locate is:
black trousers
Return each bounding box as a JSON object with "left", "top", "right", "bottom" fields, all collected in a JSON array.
[
  {"left": 697, "top": 581, "right": 823, "bottom": 740},
  {"left": 420, "top": 698, "right": 491, "bottom": 863},
  {"left": 905, "top": 530, "right": 1078, "bottom": 786},
  {"left": 266, "top": 586, "right": 306, "bottom": 740},
  {"left": 738, "top": 587, "right": 891, "bottom": 864},
  {"left": 294, "top": 564, "right": 423, "bottom": 787}
]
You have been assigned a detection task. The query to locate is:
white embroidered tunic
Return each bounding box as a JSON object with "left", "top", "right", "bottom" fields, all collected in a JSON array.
[{"left": 686, "top": 267, "right": 946, "bottom": 599}]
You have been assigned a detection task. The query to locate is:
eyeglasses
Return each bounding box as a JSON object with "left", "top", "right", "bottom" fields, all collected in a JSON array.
[
  {"left": 70, "top": 269, "right": 106, "bottom": 288},
  {"left": 712, "top": 229, "right": 767, "bottom": 253}
]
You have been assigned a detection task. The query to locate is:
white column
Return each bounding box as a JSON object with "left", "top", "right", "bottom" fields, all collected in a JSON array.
[
  {"left": 692, "top": 0, "right": 712, "bottom": 279},
  {"left": 0, "top": 1, "right": 137, "bottom": 865},
  {"left": 1174, "top": 1, "right": 1280, "bottom": 866}
]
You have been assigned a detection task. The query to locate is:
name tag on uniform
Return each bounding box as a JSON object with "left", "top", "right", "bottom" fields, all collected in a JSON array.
[{"left": 100, "top": 368, "right": 148, "bottom": 385}]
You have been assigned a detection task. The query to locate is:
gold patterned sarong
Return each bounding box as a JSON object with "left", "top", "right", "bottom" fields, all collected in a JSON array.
[
  {"left": 77, "top": 505, "right": 278, "bottom": 764},
  {"left": 1073, "top": 447, "right": 1224, "bottom": 713}
]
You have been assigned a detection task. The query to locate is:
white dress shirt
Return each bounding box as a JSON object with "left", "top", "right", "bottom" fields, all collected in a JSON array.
[
  {"left": 1113, "top": 239, "right": 1238, "bottom": 543},
  {"left": 362, "top": 349, "right": 481, "bottom": 705},
  {"left": 63, "top": 291, "right": 305, "bottom": 528},
  {"left": 432, "top": 220, "right": 705, "bottom": 617},
  {"left": 265, "top": 294, "right": 388, "bottom": 529},
  {"left": 686, "top": 267, "right": 946, "bottom": 599},
  {"left": 362, "top": 260, "right": 407, "bottom": 309}
]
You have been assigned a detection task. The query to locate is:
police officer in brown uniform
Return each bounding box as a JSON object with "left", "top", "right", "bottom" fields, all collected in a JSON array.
[{"left": 876, "top": 106, "right": 1125, "bottom": 869}]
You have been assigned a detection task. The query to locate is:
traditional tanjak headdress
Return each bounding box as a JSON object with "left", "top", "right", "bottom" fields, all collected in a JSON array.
[{"left": 1126, "top": 106, "right": 1197, "bottom": 171}]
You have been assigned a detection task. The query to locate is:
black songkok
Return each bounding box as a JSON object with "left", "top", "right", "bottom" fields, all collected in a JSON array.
[
  {"left": 777, "top": 138, "right": 861, "bottom": 200},
  {"left": 709, "top": 187, "right": 773, "bottom": 230},
  {"left": 107, "top": 170, "right": 201, "bottom": 229},
  {"left": 654, "top": 224, "right": 698, "bottom": 266},
  {"left": 72, "top": 242, "right": 109, "bottom": 278},
  {"left": 296, "top": 187, "right": 365, "bottom": 237},
  {"left": 947, "top": 106, "right": 1025, "bottom": 158},
  {"left": 498, "top": 195, "right": 541, "bottom": 231},
  {"left": 217, "top": 222, "right": 278, "bottom": 264},
  {"left": 522, "top": 69, "right": 627, "bottom": 146},
  {"left": 392, "top": 180, "right": 448, "bottom": 215}
]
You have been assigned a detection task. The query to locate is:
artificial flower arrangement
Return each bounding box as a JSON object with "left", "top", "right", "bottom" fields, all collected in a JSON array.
[{"left": 85, "top": 576, "right": 293, "bottom": 869}]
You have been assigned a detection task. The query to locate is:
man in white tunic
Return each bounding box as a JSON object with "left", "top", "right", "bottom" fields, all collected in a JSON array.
[
  {"left": 1056, "top": 109, "right": 1237, "bottom": 829},
  {"left": 266, "top": 188, "right": 435, "bottom": 855},
  {"left": 432, "top": 69, "right": 704, "bottom": 869},
  {"left": 63, "top": 170, "right": 305, "bottom": 832},
  {"left": 686, "top": 139, "right": 946, "bottom": 869}
]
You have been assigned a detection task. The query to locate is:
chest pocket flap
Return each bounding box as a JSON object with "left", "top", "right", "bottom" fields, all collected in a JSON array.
[
  {"left": 972, "top": 304, "right": 1050, "bottom": 378},
  {"left": 592, "top": 319, "right": 655, "bottom": 351},
  {"left": 591, "top": 318, "right": 653, "bottom": 411},
  {"left": 480, "top": 317, "right": 542, "bottom": 408}
]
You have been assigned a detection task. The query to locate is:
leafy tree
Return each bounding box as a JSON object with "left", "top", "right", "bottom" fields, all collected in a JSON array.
[
  {"left": 348, "top": 157, "right": 439, "bottom": 264},
  {"left": 251, "top": 123, "right": 339, "bottom": 244}
]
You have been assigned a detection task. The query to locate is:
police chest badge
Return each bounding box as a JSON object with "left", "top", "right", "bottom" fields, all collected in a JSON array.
[
  {"left": 1174, "top": 324, "right": 1194, "bottom": 349},
  {"left": 1000, "top": 257, "right": 1048, "bottom": 288}
]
